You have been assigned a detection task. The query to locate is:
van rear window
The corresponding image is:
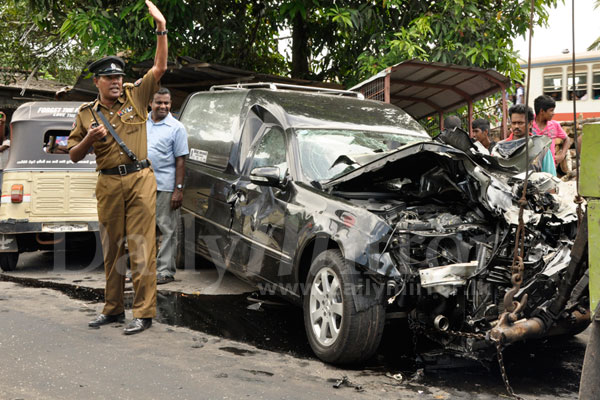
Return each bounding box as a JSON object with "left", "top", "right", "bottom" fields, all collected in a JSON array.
[{"left": 179, "top": 92, "right": 245, "bottom": 170}]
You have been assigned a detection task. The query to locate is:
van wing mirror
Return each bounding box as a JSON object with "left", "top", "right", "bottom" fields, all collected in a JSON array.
[{"left": 250, "top": 166, "right": 281, "bottom": 187}]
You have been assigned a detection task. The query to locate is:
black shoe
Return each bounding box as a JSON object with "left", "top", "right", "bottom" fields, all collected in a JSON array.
[
  {"left": 88, "top": 312, "right": 125, "bottom": 327},
  {"left": 123, "top": 318, "right": 152, "bottom": 335},
  {"left": 157, "top": 275, "right": 174, "bottom": 285}
]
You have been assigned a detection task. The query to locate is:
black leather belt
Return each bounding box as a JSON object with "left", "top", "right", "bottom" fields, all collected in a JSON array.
[{"left": 100, "top": 159, "right": 151, "bottom": 176}]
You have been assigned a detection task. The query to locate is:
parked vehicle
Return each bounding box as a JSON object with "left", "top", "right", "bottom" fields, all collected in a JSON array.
[
  {"left": 177, "top": 83, "right": 587, "bottom": 364},
  {"left": 0, "top": 102, "right": 99, "bottom": 271}
]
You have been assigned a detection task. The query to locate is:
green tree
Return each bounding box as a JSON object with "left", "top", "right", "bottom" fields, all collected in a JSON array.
[
  {"left": 274, "top": 0, "right": 559, "bottom": 86},
  {"left": 1, "top": 0, "right": 560, "bottom": 87},
  {"left": 58, "top": 0, "right": 288, "bottom": 75},
  {"left": 351, "top": 1, "right": 559, "bottom": 85},
  {"left": 0, "top": 0, "right": 90, "bottom": 84}
]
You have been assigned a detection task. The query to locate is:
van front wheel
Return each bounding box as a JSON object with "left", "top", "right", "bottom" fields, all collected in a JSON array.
[
  {"left": 0, "top": 252, "right": 19, "bottom": 272},
  {"left": 303, "top": 249, "right": 385, "bottom": 364}
]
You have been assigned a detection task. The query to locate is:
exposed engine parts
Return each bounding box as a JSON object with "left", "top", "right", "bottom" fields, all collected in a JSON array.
[{"left": 331, "top": 143, "right": 588, "bottom": 361}]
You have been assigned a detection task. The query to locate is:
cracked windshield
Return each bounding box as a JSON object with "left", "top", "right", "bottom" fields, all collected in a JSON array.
[{"left": 296, "top": 128, "right": 424, "bottom": 181}]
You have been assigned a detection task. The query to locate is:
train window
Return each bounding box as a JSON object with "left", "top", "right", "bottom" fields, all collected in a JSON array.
[
  {"left": 592, "top": 64, "right": 600, "bottom": 100},
  {"left": 543, "top": 68, "right": 562, "bottom": 101},
  {"left": 567, "top": 65, "right": 588, "bottom": 101}
]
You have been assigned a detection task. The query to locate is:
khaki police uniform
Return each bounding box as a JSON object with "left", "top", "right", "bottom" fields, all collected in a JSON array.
[{"left": 68, "top": 70, "right": 159, "bottom": 319}]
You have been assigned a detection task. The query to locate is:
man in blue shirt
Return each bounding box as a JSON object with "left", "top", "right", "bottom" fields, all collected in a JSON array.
[{"left": 147, "top": 87, "right": 189, "bottom": 284}]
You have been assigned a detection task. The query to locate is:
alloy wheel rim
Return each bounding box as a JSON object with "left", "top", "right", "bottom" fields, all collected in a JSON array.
[{"left": 309, "top": 266, "right": 343, "bottom": 346}]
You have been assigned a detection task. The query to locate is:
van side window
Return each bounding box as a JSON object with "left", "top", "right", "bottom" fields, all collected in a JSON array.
[
  {"left": 179, "top": 92, "right": 246, "bottom": 170},
  {"left": 249, "top": 127, "right": 287, "bottom": 180}
]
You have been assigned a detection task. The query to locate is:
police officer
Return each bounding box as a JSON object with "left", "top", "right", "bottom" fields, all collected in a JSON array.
[{"left": 68, "top": 0, "right": 168, "bottom": 335}]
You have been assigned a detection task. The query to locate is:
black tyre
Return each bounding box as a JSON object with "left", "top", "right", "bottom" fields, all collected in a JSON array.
[
  {"left": 303, "top": 249, "right": 385, "bottom": 364},
  {"left": 0, "top": 252, "right": 19, "bottom": 272}
]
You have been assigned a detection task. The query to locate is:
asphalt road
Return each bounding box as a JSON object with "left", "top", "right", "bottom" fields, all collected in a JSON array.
[
  {"left": 2, "top": 281, "right": 462, "bottom": 400},
  {"left": 0, "top": 251, "right": 589, "bottom": 399}
]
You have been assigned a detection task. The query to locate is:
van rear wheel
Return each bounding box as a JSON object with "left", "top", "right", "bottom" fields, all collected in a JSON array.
[{"left": 0, "top": 252, "right": 19, "bottom": 272}]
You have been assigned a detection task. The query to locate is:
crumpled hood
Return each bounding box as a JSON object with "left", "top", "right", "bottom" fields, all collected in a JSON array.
[{"left": 324, "top": 140, "right": 579, "bottom": 225}]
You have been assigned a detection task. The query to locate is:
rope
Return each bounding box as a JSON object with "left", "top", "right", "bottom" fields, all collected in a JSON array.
[
  {"left": 570, "top": 0, "right": 584, "bottom": 226},
  {"left": 509, "top": 0, "right": 535, "bottom": 269},
  {"left": 122, "top": 84, "right": 148, "bottom": 125}
]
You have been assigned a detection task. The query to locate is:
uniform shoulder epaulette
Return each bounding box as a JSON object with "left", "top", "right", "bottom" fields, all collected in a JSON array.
[{"left": 79, "top": 101, "right": 96, "bottom": 111}]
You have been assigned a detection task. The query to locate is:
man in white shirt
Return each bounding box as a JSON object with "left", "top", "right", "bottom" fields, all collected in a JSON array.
[{"left": 146, "top": 88, "right": 189, "bottom": 284}]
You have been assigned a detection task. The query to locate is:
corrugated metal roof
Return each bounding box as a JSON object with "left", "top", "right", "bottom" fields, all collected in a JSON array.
[
  {"left": 350, "top": 59, "right": 511, "bottom": 120},
  {"left": 0, "top": 71, "right": 67, "bottom": 95}
]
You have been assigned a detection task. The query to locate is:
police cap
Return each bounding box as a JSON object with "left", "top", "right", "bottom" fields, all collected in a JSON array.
[{"left": 88, "top": 56, "right": 126, "bottom": 77}]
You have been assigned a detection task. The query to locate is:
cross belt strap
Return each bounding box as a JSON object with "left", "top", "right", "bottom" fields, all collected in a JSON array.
[
  {"left": 100, "top": 159, "right": 151, "bottom": 176},
  {"left": 96, "top": 108, "right": 138, "bottom": 162}
]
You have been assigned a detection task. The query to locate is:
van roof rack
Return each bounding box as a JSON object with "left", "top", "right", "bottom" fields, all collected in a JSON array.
[{"left": 209, "top": 82, "right": 364, "bottom": 99}]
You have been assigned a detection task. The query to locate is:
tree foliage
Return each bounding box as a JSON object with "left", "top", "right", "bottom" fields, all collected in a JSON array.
[
  {"left": 0, "top": 0, "right": 559, "bottom": 87},
  {"left": 325, "top": 0, "right": 559, "bottom": 86},
  {"left": 588, "top": 0, "right": 600, "bottom": 51},
  {"left": 0, "top": 0, "right": 90, "bottom": 83}
]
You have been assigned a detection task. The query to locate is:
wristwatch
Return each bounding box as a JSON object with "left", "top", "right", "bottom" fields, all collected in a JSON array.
[{"left": 176, "top": 184, "right": 183, "bottom": 190}]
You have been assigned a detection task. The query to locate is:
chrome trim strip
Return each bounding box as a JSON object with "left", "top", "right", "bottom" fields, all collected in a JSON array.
[
  {"left": 229, "top": 228, "right": 293, "bottom": 262},
  {"left": 181, "top": 207, "right": 230, "bottom": 233},
  {"left": 181, "top": 206, "right": 293, "bottom": 262}
]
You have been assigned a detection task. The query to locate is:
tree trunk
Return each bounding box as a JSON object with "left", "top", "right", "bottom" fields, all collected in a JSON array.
[{"left": 290, "top": 11, "right": 309, "bottom": 79}]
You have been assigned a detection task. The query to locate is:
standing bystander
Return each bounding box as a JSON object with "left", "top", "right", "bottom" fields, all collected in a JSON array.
[
  {"left": 514, "top": 82, "right": 525, "bottom": 105},
  {"left": 147, "top": 88, "right": 189, "bottom": 284},
  {"left": 471, "top": 118, "right": 496, "bottom": 152},
  {"left": 443, "top": 115, "right": 462, "bottom": 131},
  {"left": 68, "top": 0, "right": 168, "bottom": 335},
  {"left": 500, "top": 104, "right": 556, "bottom": 176},
  {"left": 533, "top": 95, "right": 572, "bottom": 173}
]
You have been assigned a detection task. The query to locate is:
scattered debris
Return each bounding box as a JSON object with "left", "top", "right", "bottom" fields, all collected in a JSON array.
[
  {"left": 411, "top": 368, "right": 424, "bottom": 383},
  {"left": 385, "top": 372, "right": 404, "bottom": 382},
  {"left": 385, "top": 368, "right": 424, "bottom": 384},
  {"left": 332, "top": 375, "right": 364, "bottom": 392},
  {"left": 246, "top": 302, "right": 262, "bottom": 311}
]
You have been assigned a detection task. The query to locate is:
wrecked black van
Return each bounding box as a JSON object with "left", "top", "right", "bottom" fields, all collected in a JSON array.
[{"left": 177, "top": 83, "right": 587, "bottom": 364}]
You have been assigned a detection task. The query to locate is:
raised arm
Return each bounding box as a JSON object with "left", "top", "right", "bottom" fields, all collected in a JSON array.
[{"left": 146, "top": 0, "right": 168, "bottom": 82}]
